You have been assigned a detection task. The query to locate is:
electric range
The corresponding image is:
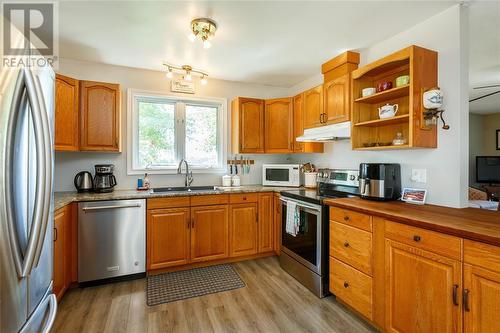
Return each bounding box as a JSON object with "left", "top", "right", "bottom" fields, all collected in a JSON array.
[{"left": 279, "top": 169, "right": 359, "bottom": 298}]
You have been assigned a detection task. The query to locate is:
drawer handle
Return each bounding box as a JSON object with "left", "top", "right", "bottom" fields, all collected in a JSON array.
[
  {"left": 243, "top": 197, "right": 247, "bottom": 200},
  {"left": 463, "top": 289, "right": 470, "bottom": 312},
  {"left": 344, "top": 216, "right": 350, "bottom": 221},
  {"left": 344, "top": 242, "right": 350, "bottom": 248},
  {"left": 413, "top": 235, "right": 421, "bottom": 242},
  {"left": 343, "top": 282, "right": 349, "bottom": 288}
]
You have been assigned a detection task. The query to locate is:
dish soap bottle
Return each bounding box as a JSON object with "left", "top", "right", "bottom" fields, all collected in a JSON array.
[{"left": 143, "top": 173, "right": 151, "bottom": 189}]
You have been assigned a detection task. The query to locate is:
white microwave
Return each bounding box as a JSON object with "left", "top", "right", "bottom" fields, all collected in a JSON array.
[{"left": 262, "top": 164, "right": 302, "bottom": 187}]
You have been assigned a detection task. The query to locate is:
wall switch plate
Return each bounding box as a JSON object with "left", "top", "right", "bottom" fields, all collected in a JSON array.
[{"left": 411, "top": 169, "right": 427, "bottom": 183}]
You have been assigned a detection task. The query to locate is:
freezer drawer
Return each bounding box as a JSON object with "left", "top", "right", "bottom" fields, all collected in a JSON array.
[{"left": 78, "top": 199, "right": 146, "bottom": 282}]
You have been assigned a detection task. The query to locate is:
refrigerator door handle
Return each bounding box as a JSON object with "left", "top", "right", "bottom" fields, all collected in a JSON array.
[
  {"left": 30, "top": 70, "right": 53, "bottom": 268},
  {"left": 5, "top": 69, "right": 47, "bottom": 277}
]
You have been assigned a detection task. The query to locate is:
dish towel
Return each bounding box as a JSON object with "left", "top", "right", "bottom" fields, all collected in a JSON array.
[{"left": 286, "top": 201, "right": 300, "bottom": 237}]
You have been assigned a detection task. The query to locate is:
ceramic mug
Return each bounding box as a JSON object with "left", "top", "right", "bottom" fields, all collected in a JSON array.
[
  {"left": 377, "top": 81, "right": 393, "bottom": 92},
  {"left": 378, "top": 103, "right": 399, "bottom": 119},
  {"left": 423, "top": 88, "right": 443, "bottom": 109},
  {"left": 362, "top": 87, "right": 376, "bottom": 97},
  {"left": 396, "top": 75, "right": 410, "bottom": 87}
]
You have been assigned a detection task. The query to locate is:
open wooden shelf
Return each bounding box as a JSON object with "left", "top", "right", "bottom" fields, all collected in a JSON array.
[
  {"left": 354, "top": 114, "right": 409, "bottom": 127},
  {"left": 350, "top": 45, "right": 438, "bottom": 151},
  {"left": 354, "top": 144, "right": 410, "bottom": 151},
  {"left": 354, "top": 85, "right": 409, "bottom": 104}
]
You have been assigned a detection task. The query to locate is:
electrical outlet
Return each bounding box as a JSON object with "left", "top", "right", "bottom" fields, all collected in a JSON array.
[{"left": 411, "top": 169, "right": 427, "bottom": 183}]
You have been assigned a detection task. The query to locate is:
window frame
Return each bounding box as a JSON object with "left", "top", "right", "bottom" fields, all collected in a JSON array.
[{"left": 127, "top": 88, "right": 227, "bottom": 175}]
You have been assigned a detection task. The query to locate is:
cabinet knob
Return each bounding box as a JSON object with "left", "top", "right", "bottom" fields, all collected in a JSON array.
[
  {"left": 413, "top": 235, "right": 421, "bottom": 242},
  {"left": 344, "top": 242, "right": 350, "bottom": 248},
  {"left": 344, "top": 216, "right": 350, "bottom": 221},
  {"left": 343, "top": 282, "right": 349, "bottom": 288},
  {"left": 243, "top": 197, "right": 247, "bottom": 200}
]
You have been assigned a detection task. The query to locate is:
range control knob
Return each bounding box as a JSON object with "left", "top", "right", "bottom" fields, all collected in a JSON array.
[{"left": 349, "top": 175, "right": 356, "bottom": 181}]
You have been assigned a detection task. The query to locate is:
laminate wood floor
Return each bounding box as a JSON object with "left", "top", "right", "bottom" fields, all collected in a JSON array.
[{"left": 53, "top": 257, "right": 377, "bottom": 333}]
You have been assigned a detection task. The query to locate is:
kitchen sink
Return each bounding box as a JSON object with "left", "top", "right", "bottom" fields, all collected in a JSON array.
[{"left": 151, "top": 186, "right": 218, "bottom": 193}]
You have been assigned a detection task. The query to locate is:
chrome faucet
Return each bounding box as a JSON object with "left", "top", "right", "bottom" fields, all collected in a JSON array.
[{"left": 177, "top": 159, "right": 193, "bottom": 187}]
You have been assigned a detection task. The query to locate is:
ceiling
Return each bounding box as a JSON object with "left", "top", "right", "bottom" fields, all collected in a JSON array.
[
  {"left": 469, "top": 1, "right": 500, "bottom": 114},
  {"left": 58, "top": 1, "right": 456, "bottom": 87}
]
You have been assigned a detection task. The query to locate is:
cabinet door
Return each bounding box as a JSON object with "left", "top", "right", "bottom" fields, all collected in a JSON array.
[
  {"left": 258, "top": 193, "right": 274, "bottom": 253},
  {"left": 53, "top": 208, "right": 68, "bottom": 301},
  {"left": 55, "top": 74, "right": 79, "bottom": 151},
  {"left": 464, "top": 264, "right": 500, "bottom": 333},
  {"left": 303, "top": 85, "right": 323, "bottom": 129},
  {"left": 385, "top": 240, "right": 462, "bottom": 333},
  {"left": 80, "top": 80, "right": 121, "bottom": 152},
  {"left": 147, "top": 208, "right": 190, "bottom": 270},
  {"left": 238, "top": 98, "right": 265, "bottom": 153},
  {"left": 265, "top": 98, "right": 293, "bottom": 153},
  {"left": 230, "top": 203, "right": 258, "bottom": 257},
  {"left": 190, "top": 205, "right": 229, "bottom": 262},
  {"left": 324, "top": 74, "right": 350, "bottom": 124},
  {"left": 292, "top": 93, "right": 305, "bottom": 152}
]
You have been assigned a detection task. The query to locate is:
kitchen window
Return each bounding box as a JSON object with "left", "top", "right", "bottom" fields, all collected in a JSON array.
[{"left": 127, "top": 89, "right": 227, "bottom": 174}]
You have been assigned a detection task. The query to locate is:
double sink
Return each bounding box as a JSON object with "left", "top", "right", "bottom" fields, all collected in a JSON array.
[{"left": 151, "top": 185, "right": 219, "bottom": 194}]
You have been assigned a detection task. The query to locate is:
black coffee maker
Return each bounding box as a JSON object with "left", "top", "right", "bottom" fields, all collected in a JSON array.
[
  {"left": 359, "top": 163, "right": 401, "bottom": 201},
  {"left": 93, "top": 164, "right": 117, "bottom": 193}
]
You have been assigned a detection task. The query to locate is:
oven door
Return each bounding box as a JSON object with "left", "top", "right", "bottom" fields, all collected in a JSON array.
[{"left": 280, "top": 198, "right": 323, "bottom": 274}]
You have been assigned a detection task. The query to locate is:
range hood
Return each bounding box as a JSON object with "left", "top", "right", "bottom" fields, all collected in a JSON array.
[{"left": 296, "top": 121, "right": 351, "bottom": 142}]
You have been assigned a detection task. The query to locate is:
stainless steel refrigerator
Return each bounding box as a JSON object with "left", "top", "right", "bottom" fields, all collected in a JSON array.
[{"left": 0, "top": 62, "right": 56, "bottom": 331}]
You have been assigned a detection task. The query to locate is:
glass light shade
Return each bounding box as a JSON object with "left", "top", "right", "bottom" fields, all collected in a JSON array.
[
  {"left": 203, "top": 39, "right": 212, "bottom": 49},
  {"left": 188, "top": 33, "right": 196, "bottom": 42},
  {"left": 166, "top": 70, "right": 173, "bottom": 78},
  {"left": 185, "top": 72, "right": 192, "bottom": 81},
  {"left": 201, "top": 77, "right": 208, "bottom": 85}
]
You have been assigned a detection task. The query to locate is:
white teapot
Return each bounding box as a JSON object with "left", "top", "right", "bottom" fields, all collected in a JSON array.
[{"left": 378, "top": 103, "right": 398, "bottom": 119}]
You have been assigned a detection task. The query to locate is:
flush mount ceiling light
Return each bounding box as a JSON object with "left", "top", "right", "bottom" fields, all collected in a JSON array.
[
  {"left": 188, "top": 18, "right": 217, "bottom": 49},
  {"left": 163, "top": 63, "right": 209, "bottom": 85}
]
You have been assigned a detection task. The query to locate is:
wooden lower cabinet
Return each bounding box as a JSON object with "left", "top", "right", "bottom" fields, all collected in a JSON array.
[
  {"left": 147, "top": 208, "right": 191, "bottom": 270},
  {"left": 230, "top": 203, "right": 258, "bottom": 257},
  {"left": 53, "top": 204, "right": 74, "bottom": 302},
  {"left": 190, "top": 205, "right": 229, "bottom": 262},
  {"left": 258, "top": 193, "right": 273, "bottom": 253},
  {"left": 385, "top": 239, "right": 462, "bottom": 333}
]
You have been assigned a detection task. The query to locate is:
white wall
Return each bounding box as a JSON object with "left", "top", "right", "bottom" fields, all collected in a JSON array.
[
  {"left": 54, "top": 58, "right": 290, "bottom": 191},
  {"left": 288, "top": 4, "right": 469, "bottom": 208}
]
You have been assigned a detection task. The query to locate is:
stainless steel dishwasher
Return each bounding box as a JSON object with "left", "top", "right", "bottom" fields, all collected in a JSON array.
[{"left": 78, "top": 199, "right": 146, "bottom": 283}]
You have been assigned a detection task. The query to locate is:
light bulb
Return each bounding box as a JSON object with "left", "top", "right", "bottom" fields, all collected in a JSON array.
[
  {"left": 188, "top": 33, "right": 196, "bottom": 42},
  {"left": 166, "top": 69, "right": 173, "bottom": 78},
  {"left": 201, "top": 76, "right": 208, "bottom": 85},
  {"left": 185, "top": 72, "right": 192, "bottom": 81},
  {"left": 203, "top": 39, "right": 211, "bottom": 49}
]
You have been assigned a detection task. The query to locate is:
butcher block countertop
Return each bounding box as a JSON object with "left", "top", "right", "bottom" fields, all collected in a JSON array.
[{"left": 325, "top": 197, "right": 500, "bottom": 247}]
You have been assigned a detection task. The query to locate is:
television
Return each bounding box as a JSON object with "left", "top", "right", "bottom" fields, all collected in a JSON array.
[{"left": 476, "top": 156, "right": 500, "bottom": 184}]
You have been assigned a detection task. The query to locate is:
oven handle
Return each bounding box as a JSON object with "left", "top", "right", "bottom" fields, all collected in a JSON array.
[{"left": 279, "top": 197, "right": 322, "bottom": 211}]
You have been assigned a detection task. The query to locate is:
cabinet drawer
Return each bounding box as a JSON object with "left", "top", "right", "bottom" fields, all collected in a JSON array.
[
  {"left": 147, "top": 197, "right": 190, "bottom": 210},
  {"left": 191, "top": 194, "right": 229, "bottom": 206},
  {"left": 330, "top": 257, "right": 372, "bottom": 320},
  {"left": 229, "top": 193, "right": 259, "bottom": 204},
  {"left": 330, "top": 222, "right": 372, "bottom": 276},
  {"left": 385, "top": 220, "right": 462, "bottom": 260},
  {"left": 330, "top": 207, "right": 372, "bottom": 232},
  {"left": 464, "top": 240, "right": 500, "bottom": 273}
]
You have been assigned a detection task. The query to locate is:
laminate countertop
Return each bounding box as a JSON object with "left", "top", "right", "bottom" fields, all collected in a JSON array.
[
  {"left": 325, "top": 197, "right": 500, "bottom": 247},
  {"left": 54, "top": 185, "right": 290, "bottom": 211}
]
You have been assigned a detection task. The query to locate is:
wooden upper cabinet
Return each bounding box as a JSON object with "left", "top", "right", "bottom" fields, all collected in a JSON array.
[
  {"left": 264, "top": 98, "right": 293, "bottom": 153},
  {"left": 324, "top": 74, "right": 350, "bottom": 124},
  {"left": 292, "top": 93, "right": 305, "bottom": 152},
  {"left": 190, "top": 205, "right": 229, "bottom": 262},
  {"left": 464, "top": 264, "right": 500, "bottom": 333},
  {"left": 55, "top": 74, "right": 79, "bottom": 151},
  {"left": 258, "top": 193, "right": 274, "bottom": 253},
  {"left": 79, "top": 80, "right": 121, "bottom": 152},
  {"left": 231, "top": 97, "right": 265, "bottom": 153},
  {"left": 147, "top": 208, "right": 191, "bottom": 270},
  {"left": 230, "top": 203, "right": 258, "bottom": 257},
  {"left": 385, "top": 240, "right": 462, "bottom": 333},
  {"left": 303, "top": 85, "right": 323, "bottom": 129}
]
